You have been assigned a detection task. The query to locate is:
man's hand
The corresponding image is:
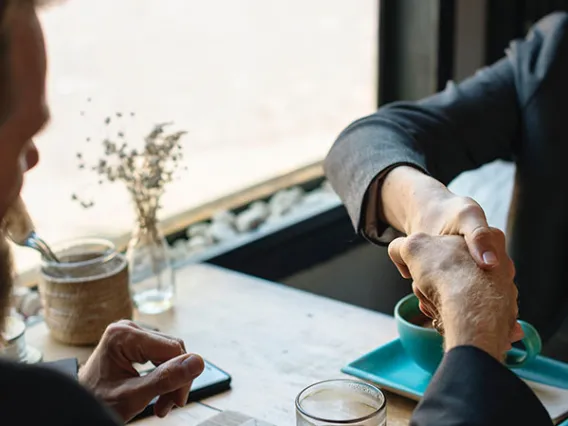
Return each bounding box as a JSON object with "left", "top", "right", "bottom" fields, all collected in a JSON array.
[
  {"left": 79, "top": 320, "right": 205, "bottom": 422},
  {"left": 380, "top": 166, "right": 501, "bottom": 269},
  {"left": 388, "top": 231, "right": 524, "bottom": 361}
]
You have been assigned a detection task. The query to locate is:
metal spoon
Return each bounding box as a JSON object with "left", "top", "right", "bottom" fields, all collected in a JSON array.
[
  {"left": 2, "top": 197, "right": 60, "bottom": 263},
  {"left": 19, "top": 231, "right": 60, "bottom": 263}
]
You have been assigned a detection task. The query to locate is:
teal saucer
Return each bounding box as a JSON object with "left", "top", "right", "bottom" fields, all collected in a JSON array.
[{"left": 342, "top": 338, "right": 568, "bottom": 402}]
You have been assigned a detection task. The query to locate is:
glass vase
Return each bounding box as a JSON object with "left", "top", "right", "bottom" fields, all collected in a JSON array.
[{"left": 127, "top": 220, "right": 175, "bottom": 314}]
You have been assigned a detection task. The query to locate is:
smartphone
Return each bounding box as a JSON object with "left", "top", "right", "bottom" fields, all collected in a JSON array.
[{"left": 131, "top": 359, "right": 232, "bottom": 421}]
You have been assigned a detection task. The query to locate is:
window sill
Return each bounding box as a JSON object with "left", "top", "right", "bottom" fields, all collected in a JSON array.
[{"left": 16, "top": 161, "right": 328, "bottom": 288}]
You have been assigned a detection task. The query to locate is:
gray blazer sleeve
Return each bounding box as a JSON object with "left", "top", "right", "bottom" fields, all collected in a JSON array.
[{"left": 324, "top": 12, "right": 568, "bottom": 238}]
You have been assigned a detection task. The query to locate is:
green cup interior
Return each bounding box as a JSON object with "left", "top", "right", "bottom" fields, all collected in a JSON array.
[{"left": 395, "top": 293, "right": 438, "bottom": 334}]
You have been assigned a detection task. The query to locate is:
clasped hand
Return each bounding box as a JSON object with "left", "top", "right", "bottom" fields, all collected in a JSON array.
[{"left": 388, "top": 231, "right": 524, "bottom": 360}]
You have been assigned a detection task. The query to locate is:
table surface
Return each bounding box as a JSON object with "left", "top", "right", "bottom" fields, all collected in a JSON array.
[{"left": 26, "top": 263, "right": 416, "bottom": 426}]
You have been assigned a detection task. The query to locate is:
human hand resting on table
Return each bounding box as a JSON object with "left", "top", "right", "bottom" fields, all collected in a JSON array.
[
  {"left": 79, "top": 320, "right": 204, "bottom": 422},
  {"left": 388, "top": 231, "right": 524, "bottom": 361}
]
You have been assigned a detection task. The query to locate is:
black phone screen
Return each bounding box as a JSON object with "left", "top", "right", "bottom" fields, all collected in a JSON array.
[{"left": 130, "top": 359, "right": 231, "bottom": 422}]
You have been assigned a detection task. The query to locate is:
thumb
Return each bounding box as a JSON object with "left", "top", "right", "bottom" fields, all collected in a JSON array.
[
  {"left": 137, "top": 354, "right": 204, "bottom": 402},
  {"left": 388, "top": 237, "right": 411, "bottom": 279},
  {"left": 459, "top": 206, "right": 497, "bottom": 269},
  {"left": 510, "top": 322, "right": 525, "bottom": 343}
]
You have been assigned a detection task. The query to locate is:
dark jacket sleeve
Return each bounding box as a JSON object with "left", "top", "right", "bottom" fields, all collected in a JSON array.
[
  {"left": 324, "top": 12, "right": 568, "bottom": 235},
  {"left": 411, "top": 346, "right": 552, "bottom": 426},
  {"left": 0, "top": 359, "right": 121, "bottom": 426}
]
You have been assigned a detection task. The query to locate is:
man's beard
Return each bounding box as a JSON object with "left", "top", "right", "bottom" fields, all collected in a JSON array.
[{"left": 0, "top": 235, "right": 13, "bottom": 334}]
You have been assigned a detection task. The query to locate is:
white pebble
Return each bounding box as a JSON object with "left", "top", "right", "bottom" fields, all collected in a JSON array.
[
  {"left": 186, "top": 222, "right": 211, "bottom": 239},
  {"left": 187, "top": 235, "right": 214, "bottom": 252},
  {"left": 235, "top": 201, "right": 269, "bottom": 232},
  {"left": 209, "top": 221, "right": 238, "bottom": 242},
  {"left": 172, "top": 239, "right": 188, "bottom": 250},
  {"left": 211, "top": 210, "right": 236, "bottom": 226},
  {"left": 169, "top": 243, "right": 188, "bottom": 262},
  {"left": 268, "top": 187, "right": 304, "bottom": 217}
]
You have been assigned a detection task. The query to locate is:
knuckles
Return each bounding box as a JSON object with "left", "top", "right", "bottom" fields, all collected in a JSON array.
[
  {"left": 103, "top": 322, "right": 132, "bottom": 340},
  {"left": 170, "top": 340, "right": 185, "bottom": 355},
  {"left": 455, "top": 197, "right": 484, "bottom": 221},
  {"left": 402, "top": 232, "right": 430, "bottom": 258},
  {"left": 116, "top": 319, "right": 139, "bottom": 328},
  {"left": 171, "top": 337, "right": 185, "bottom": 352},
  {"left": 101, "top": 320, "right": 138, "bottom": 347}
]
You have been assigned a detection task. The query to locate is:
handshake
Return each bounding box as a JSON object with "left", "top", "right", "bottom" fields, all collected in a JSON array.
[{"left": 387, "top": 229, "right": 524, "bottom": 362}]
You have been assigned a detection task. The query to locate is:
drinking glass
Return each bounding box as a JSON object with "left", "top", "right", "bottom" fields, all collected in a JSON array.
[{"left": 296, "top": 379, "right": 386, "bottom": 426}]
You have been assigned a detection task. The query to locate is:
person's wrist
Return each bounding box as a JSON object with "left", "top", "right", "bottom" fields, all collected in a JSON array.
[
  {"left": 444, "top": 329, "right": 504, "bottom": 361},
  {"left": 405, "top": 181, "right": 455, "bottom": 235},
  {"left": 78, "top": 361, "right": 98, "bottom": 393},
  {"left": 441, "top": 296, "right": 508, "bottom": 361},
  {"left": 381, "top": 166, "right": 451, "bottom": 234}
]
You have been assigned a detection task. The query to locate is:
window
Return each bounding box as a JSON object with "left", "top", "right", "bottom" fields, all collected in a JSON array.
[{"left": 16, "top": 0, "right": 377, "bottom": 275}]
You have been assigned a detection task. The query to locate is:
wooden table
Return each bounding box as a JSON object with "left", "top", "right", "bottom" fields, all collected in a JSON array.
[{"left": 26, "top": 264, "right": 416, "bottom": 425}]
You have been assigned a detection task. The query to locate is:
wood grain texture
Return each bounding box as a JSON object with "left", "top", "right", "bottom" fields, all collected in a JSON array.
[{"left": 27, "top": 263, "right": 415, "bottom": 425}]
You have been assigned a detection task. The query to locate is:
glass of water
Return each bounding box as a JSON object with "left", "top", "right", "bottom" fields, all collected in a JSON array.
[{"left": 296, "top": 379, "right": 386, "bottom": 426}]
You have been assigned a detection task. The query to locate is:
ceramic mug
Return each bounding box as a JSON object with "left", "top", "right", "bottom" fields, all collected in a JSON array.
[{"left": 394, "top": 293, "right": 543, "bottom": 374}]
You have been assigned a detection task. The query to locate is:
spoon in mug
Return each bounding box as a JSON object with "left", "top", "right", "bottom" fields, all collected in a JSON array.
[{"left": 2, "top": 197, "right": 60, "bottom": 263}]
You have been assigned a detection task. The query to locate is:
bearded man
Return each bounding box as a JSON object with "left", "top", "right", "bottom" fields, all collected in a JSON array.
[{"left": 0, "top": 2, "right": 205, "bottom": 424}]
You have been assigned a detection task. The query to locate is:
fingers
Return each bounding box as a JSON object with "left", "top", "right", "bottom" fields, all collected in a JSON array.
[
  {"left": 154, "top": 395, "right": 176, "bottom": 418},
  {"left": 135, "top": 353, "right": 204, "bottom": 412},
  {"left": 388, "top": 233, "right": 436, "bottom": 279},
  {"left": 413, "top": 283, "right": 438, "bottom": 319},
  {"left": 510, "top": 322, "right": 524, "bottom": 343},
  {"left": 458, "top": 202, "right": 497, "bottom": 269},
  {"left": 154, "top": 387, "right": 190, "bottom": 418},
  {"left": 133, "top": 328, "right": 189, "bottom": 409},
  {"left": 388, "top": 237, "right": 411, "bottom": 278},
  {"left": 509, "top": 289, "right": 524, "bottom": 344},
  {"left": 105, "top": 321, "right": 191, "bottom": 414},
  {"left": 105, "top": 321, "right": 187, "bottom": 366}
]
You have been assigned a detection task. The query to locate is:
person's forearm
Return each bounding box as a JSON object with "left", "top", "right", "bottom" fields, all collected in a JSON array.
[
  {"left": 439, "top": 279, "right": 510, "bottom": 362},
  {"left": 380, "top": 166, "right": 452, "bottom": 234},
  {"left": 443, "top": 316, "right": 505, "bottom": 362}
]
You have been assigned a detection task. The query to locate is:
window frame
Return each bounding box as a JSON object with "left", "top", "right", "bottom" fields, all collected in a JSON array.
[{"left": 19, "top": 0, "right": 458, "bottom": 287}]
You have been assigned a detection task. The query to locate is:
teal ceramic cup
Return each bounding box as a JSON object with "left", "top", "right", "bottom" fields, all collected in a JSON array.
[{"left": 394, "top": 293, "right": 543, "bottom": 374}]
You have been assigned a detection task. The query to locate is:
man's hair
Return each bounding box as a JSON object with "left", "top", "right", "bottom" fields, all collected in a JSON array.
[{"left": 19, "top": 0, "right": 58, "bottom": 5}]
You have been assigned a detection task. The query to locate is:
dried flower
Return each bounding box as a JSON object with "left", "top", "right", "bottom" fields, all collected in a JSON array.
[{"left": 73, "top": 111, "right": 187, "bottom": 232}]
